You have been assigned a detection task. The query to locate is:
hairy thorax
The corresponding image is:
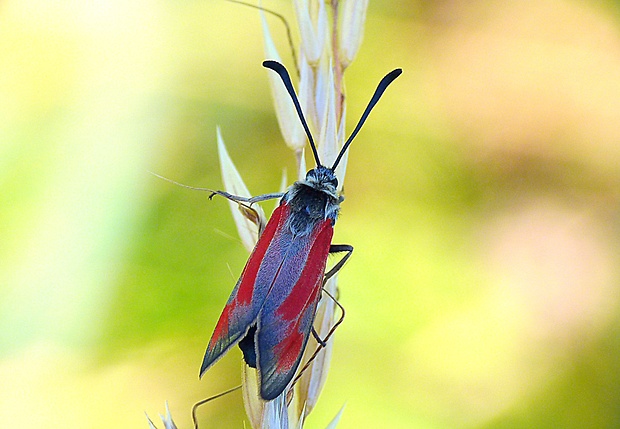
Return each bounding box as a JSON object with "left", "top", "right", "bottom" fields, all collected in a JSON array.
[{"left": 283, "top": 182, "right": 340, "bottom": 236}]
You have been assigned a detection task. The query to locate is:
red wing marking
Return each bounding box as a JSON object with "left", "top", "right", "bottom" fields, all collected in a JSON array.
[
  {"left": 235, "top": 204, "right": 287, "bottom": 305},
  {"left": 256, "top": 218, "right": 334, "bottom": 399},
  {"left": 200, "top": 204, "right": 290, "bottom": 376}
]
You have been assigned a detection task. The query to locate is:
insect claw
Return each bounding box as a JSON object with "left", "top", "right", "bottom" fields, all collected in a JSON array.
[{"left": 311, "top": 327, "right": 327, "bottom": 347}]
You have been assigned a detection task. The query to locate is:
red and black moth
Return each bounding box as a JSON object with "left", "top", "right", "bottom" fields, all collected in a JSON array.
[{"left": 200, "top": 60, "right": 401, "bottom": 400}]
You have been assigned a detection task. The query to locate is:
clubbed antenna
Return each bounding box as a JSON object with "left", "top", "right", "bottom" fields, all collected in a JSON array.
[
  {"left": 264, "top": 60, "right": 402, "bottom": 171},
  {"left": 331, "top": 68, "right": 402, "bottom": 169},
  {"left": 263, "top": 60, "right": 322, "bottom": 167}
]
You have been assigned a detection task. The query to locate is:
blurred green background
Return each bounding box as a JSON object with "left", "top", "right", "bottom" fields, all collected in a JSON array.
[{"left": 3, "top": 0, "right": 620, "bottom": 427}]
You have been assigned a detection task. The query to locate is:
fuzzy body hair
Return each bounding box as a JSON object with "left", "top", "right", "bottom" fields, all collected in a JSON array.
[{"left": 282, "top": 166, "right": 342, "bottom": 237}]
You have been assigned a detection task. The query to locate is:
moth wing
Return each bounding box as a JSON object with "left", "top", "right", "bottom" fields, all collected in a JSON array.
[
  {"left": 200, "top": 204, "right": 291, "bottom": 376},
  {"left": 256, "top": 219, "right": 334, "bottom": 400}
]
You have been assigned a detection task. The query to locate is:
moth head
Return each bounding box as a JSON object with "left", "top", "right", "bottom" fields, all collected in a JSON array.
[{"left": 304, "top": 165, "right": 339, "bottom": 196}]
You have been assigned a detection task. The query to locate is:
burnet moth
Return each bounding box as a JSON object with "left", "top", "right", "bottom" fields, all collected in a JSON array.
[{"left": 200, "top": 60, "right": 401, "bottom": 401}]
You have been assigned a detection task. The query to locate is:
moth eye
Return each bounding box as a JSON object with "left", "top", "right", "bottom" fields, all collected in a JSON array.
[{"left": 305, "top": 170, "right": 318, "bottom": 182}]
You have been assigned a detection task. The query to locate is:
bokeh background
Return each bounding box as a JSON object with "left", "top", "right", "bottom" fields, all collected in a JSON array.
[{"left": 3, "top": 0, "right": 620, "bottom": 427}]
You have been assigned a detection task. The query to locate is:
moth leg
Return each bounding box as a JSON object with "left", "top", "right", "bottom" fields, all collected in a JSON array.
[
  {"left": 210, "top": 192, "right": 285, "bottom": 235},
  {"left": 311, "top": 327, "right": 327, "bottom": 347},
  {"left": 191, "top": 385, "right": 241, "bottom": 429},
  {"left": 150, "top": 172, "right": 284, "bottom": 206},
  {"left": 291, "top": 288, "right": 346, "bottom": 387},
  {"left": 317, "top": 287, "right": 346, "bottom": 346},
  {"left": 290, "top": 246, "right": 352, "bottom": 388},
  {"left": 208, "top": 190, "right": 284, "bottom": 205},
  {"left": 317, "top": 244, "right": 351, "bottom": 344},
  {"left": 205, "top": 191, "right": 283, "bottom": 238},
  {"left": 323, "top": 244, "right": 354, "bottom": 283}
]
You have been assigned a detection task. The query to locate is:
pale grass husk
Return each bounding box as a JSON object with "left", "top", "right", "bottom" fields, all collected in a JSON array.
[
  {"left": 215, "top": 1, "right": 370, "bottom": 427},
  {"left": 149, "top": 1, "right": 371, "bottom": 428},
  {"left": 146, "top": 402, "right": 178, "bottom": 429}
]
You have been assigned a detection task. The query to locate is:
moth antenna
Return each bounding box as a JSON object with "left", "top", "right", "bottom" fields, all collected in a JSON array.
[
  {"left": 331, "top": 68, "right": 402, "bottom": 170},
  {"left": 263, "top": 60, "right": 322, "bottom": 167}
]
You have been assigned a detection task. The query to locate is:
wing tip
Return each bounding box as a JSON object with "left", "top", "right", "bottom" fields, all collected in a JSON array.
[
  {"left": 200, "top": 343, "right": 226, "bottom": 378},
  {"left": 260, "top": 385, "right": 282, "bottom": 401},
  {"left": 259, "top": 374, "right": 289, "bottom": 401},
  {"left": 257, "top": 361, "right": 297, "bottom": 401},
  {"left": 199, "top": 351, "right": 213, "bottom": 378}
]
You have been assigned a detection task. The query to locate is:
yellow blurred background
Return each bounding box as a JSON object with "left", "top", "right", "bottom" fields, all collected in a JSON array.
[{"left": 2, "top": 0, "right": 620, "bottom": 427}]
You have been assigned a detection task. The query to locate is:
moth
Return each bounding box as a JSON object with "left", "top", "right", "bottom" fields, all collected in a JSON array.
[{"left": 200, "top": 60, "right": 401, "bottom": 400}]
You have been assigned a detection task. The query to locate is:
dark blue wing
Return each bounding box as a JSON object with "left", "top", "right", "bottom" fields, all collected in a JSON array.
[
  {"left": 255, "top": 218, "right": 333, "bottom": 400},
  {"left": 200, "top": 203, "right": 293, "bottom": 375}
]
